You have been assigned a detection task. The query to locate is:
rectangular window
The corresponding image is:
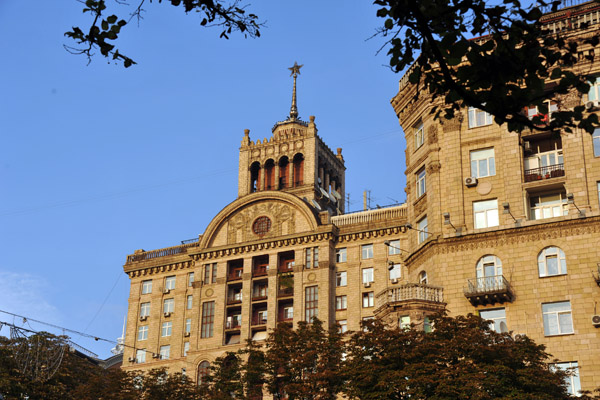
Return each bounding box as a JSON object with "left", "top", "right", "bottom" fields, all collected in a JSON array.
[
  {"left": 283, "top": 306, "right": 293, "bottom": 320},
  {"left": 588, "top": 76, "right": 600, "bottom": 101},
  {"left": 414, "top": 122, "right": 424, "bottom": 149},
  {"left": 186, "top": 295, "right": 193, "bottom": 310},
  {"left": 161, "top": 321, "right": 172, "bottom": 337},
  {"left": 165, "top": 276, "right": 176, "bottom": 291},
  {"left": 188, "top": 272, "right": 194, "bottom": 287},
  {"left": 201, "top": 301, "right": 215, "bottom": 338},
  {"left": 542, "top": 301, "right": 574, "bottom": 336},
  {"left": 529, "top": 193, "right": 568, "bottom": 220},
  {"left": 335, "top": 295, "right": 347, "bottom": 310},
  {"left": 305, "top": 286, "right": 318, "bottom": 322},
  {"left": 399, "top": 315, "right": 411, "bottom": 330},
  {"left": 362, "top": 268, "right": 374, "bottom": 284},
  {"left": 361, "top": 244, "right": 373, "bottom": 259},
  {"left": 473, "top": 199, "right": 499, "bottom": 229},
  {"left": 337, "top": 319, "right": 348, "bottom": 334},
  {"left": 362, "top": 292, "right": 374, "bottom": 308},
  {"left": 388, "top": 239, "right": 401, "bottom": 255},
  {"left": 336, "top": 248, "right": 347, "bottom": 263},
  {"left": 468, "top": 107, "right": 493, "bottom": 128},
  {"left": 424, "top": 317, "right": 432, "bottom": 333},
  {"left": 185, "top": 318, "right": 192, "bottom": 334},
  {"left": 306, "top": 248, "right": 311, "bottom": 269},
  {"left": 163, "top": 298, "right": 174, "bottom": 314},
  {"left": 141, "top": 280, "right": 152, "bottom": 294},
  {"left": 136, "top": 349, "right": 146, "bottom": 363},
  {"left": 389, "top": 264, "right": 401, "bottom": 280},
  {"left": 593, "top": 128, "right": 600, "bottom": 157},
  {"left": 183, "top": 342, "right": 190, "bottom": 357},
  {"left": 470, "top": 148, "right": 496, "bottom": 178},
  {"left": 204, "top": 263, "right": 217, "bottom": 284},
  {"left": 554, "top": 361, "right": 581, "bottom": 396},
  {"left": 138, "top": 325, "right": 148, "bottom": 341},
  {"left": 159, "top": 345, "right": 170, "bottom": 360},
  {"left": 416, "top": 168, "right": 426, "bottom": 197},
  {"left": 211, "top": 263, "right": 217, "bottom": 283},
  {"left": 336, "top": 271, "right": 347, "bottom": 287},
  {"left": 313, "top": 248, "right": 319, "bottom": 268},
  {"left": 479, "top": 308, "right": 507, "bottom": 333},
  {"left": 140, "top": 302, "right": 150, "bottom": 317},
  {"left": 305, "top": 247, "right": 318, "bottom": 269},
  {"left": 417, "top": 216, "right": 429, "bottom": 244}
]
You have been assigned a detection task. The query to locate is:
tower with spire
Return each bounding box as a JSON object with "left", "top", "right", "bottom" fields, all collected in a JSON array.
[{"left": 238, "top": 63, "right": 346, "bottom": 214}]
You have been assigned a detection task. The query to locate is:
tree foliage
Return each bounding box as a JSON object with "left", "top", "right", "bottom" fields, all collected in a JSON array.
[
  {"left": 65, "top": 0, "right": 262, "bottom": 67},
  {"left": 375, "top": 0, "right": 599, "bottom": 133}
]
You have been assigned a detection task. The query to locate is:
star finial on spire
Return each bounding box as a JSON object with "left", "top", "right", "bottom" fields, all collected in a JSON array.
[
  {"left": 288, "top": 62, "right": 303, "bottom": 120},
  {"left": 288, "top": 61, "right": 303, "bottom": 78}
]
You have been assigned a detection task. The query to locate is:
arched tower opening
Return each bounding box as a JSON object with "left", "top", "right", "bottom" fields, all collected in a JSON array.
[
  {"left": 250, "top": 161, "right": 261, "bottom": 193},
  {"left": 264, "top": 159, "right": 275, "bottom": 190},
  {"left": 293, "top": 153, "right": 304, "bottom": 186},
  {"left": 278, "top": 156, "right": 290, "bottom": 189}
]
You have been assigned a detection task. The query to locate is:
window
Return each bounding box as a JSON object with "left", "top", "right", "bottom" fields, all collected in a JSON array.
[
  {"left": 159, "top": 345, "right": 170, "bottom": 360},
  {"left": 140, "top": 302, "right": 151, "bottom": 317},
  {"left": 389, "top": 264, "right": 401, "bottom": 281},
  {"left": 399, "top": 315, "right": 411, "bottom": 330},
  {"left": 198, "top": 361, "right": 210, "bottom": 384},
  {"left": 336, "top": 248, "right": 347, "bottom": 263},
  {"left": 361, "top": 244, "right": 373, "bottom": 259},
  {"left": 161, "top": 322, "right": 172, "bottom": 337},
  {"left": 183, "top": 342, "right": 190, "bottom": 357},
  {"left": 283, "top": 306, "right": 293, "bottom": 320},
  {"left": 468, "top": 107, "right": 493, "bottom": 128},
  {"left": 554, "top": 361, "right": 581, "bottom": 396},
  {"left": 335, "top": 295, "right": 347, "bottom": 311},
  {"left": 165, "top": 276, "right": 176, "bottom": 291},
  {"left": 204, "top": 263, "right": 217, "bottom": 284},
  {"left": 185, "top": 318, "right": 192, "bottom": 334},
  {"left": 201, "top": 301, "right": 215, "bottom": 338},
  {"left": 542, "top": 301, "right": 574, "bottom": 336},
  {"left": 141, "top": 280, "right": 152, "bottom": 294},
  {"left": 313, "top": 247, "right": 319, "bottom": 268},
  {"left": 362, "top": 292, "right": 374, "bottom": 308},
  {"left": 476, "top": 255, "right": 503, "bottom": 279},
  {"left": 424, "top": 317, "right": 432, "bottom": 333},
  {"left": 188, "top": 272, "right": 194, "bottom": 287},
  {"left": 305, "top": 286, "right": 318, "bottom": 322},
  {"left": 416, "top": 168, "right": 426, "bottom": 197},
  {"left": 305, "top": 247, "right": 319, "bottom": 269},
  {"left": 187, "top": 295, "right": 193, "bottom": 310},
  {"left": 136, "top": 349, "right": 146, "bottom": 363},
  {"left": 538, "top": 247, "right": 567, "bottom": 277},
  {"left": 417, "top": 216, "right": 429, "bottom": 244},
  {"left": 414, "top": 121, "right": 424, "bottom": 149},
  {"left": 588, "top": 76, "right": 600, "bottom": 102},
  {"left": 138, "top": 325, "right": 148, "bottom": 341},
  {"left": 362, "top": 268, "right": 374, "bottom": 284},
  {"left": 598, "top": 182, "right": 600, "bottom": 207},
  {"left": 306, "top": 248, "right": 312, "bottom": 269},
  {"left": 419, "top": 270, "right": 428, "bottom": 284},
  {"left": 336, "top": 271, "right": 347, "bottom": 287},
  {"left": 529, "top": 193, "right": 568, "bottom": 220},
  {"left": 593, "top": 128, "right": 600, "bottom": 157},
  {"left": 479, "top": 308, "right": 507, "bottom": 333},
  {"left": 388, "top": 239, "right": 401, "bottom": 255},
  {"left": 163, "top": 298, "right": 174, "bottom": 314},
  {"left": 470, "top": 148, "right": 496, "bottom": 178},
  {"left": 526, "top": 100, "right": 558, "bottom": 122},
  {"left": 473, "top": 199, "right": 499, "bottom": 229},
  {"left": 337, "top": 320, "right": 348, "bottom": 334}
]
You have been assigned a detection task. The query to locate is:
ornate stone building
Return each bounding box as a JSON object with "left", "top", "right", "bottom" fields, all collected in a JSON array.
[{"left": 121, "top": 3, "right": 600, "bottom": 394}]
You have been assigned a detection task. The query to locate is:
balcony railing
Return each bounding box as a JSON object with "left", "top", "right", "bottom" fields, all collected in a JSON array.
[
  {"left": 464, "top": 275, "right": 515, "bottom": 306},
  {"left": 524, "top": 163, "right": 564, "bottom": 182},
  {"left": 227, "top": 294, "right": 242, "bottom": 305},
  {"left": 253, "top": 266, "right": 269, "bottom": 277},
  {"left": 126, "top": 241, "right": 199, "bottom": 263},
  {"left": 227, "top": 271, "right": 243, "bottom": 281},
  {"left": 376, "top": 283, "right": 444, "bottom": 310},
  {"left": 251, "top": 315, "right": 268, "bottom": 326},
  {"left": 225, "top": 319, "right": 241, "bottom": 330},
  {"left": 252, "top": 293, "right": 268, "bottom": 302},
  {"left": 278, "top": 287, "right": 294, "bottom": 297},
  {"left": 278, "top": 264, "right": 294, "bottom": 273}
]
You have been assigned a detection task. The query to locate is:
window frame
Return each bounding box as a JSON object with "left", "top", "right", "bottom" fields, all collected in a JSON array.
[
  {"left": 362, "top": 292, "right": 374, "bottom": 308},
  {"left": 138, "top": 325, "right": 148, "bottom": 341},
  {"left": 187, "top": 295, "right": 193, "bottom": 310},
  {"left": 417, "top": 216, "right": 429, "bottom": 244},
  {"left": 185, "top": 318, "right": 192, "bottom": 334},
  {"left": 165, "top": 275, "right": 176, "bottom": 291},
  {"left": 335, "top": 248, "right": 347, "bottom": 263},
  {"left": 362, "top": 267, "right": 374, "bottom": 284},
  {"left": 163, "top": 298, "right": 174, "bottom": 313},
  {"left": 419, "top": 270, "right": 428, "bottom": 284},
  {"left": 201, "top": 301, "right": 215, "bottom": 338},
  {"left": 414, "top": 121, "right": 425, "bottom": 149},
  {"left": 538, "top": 247, "right": 567, "bottom": 277},
  {"left": 305, "top": 286, "right": 319, "bottom": 322},
  {"left": 161, "top": 321, "right": 172, "bottom": 337},
  {"left": 335, "top": 295, "right": 347, "bottom": 311},
  {"left": 188, "top": 272, "right": 194, "bottom": 287},
  {"left": 140, "top": 302, "right": 151, "bottom": 317},
  {"left": 388, "top": 239, "right": 401, "bottom": 255},
  {"left": 337, "top": 319, "right": 348, "bottom": 334},
  {"left": 389, "top": 263, "right": 401, "bottom": 280},
  {"left": 473, "top": 199, "right": 499, "bottom": 229},
  {"left": 542, "top": 301, "right": 574, "bottom": 336},
  {"left": 470, "top": 148, "right": 496, "bottom": 178},
  {"left": 529, "top": 192, "right": 568, "bottom": 221},
  {"left": 183, "top": 342, "right": 190, "bottom": 357},
  {"left": 468, "top": 107, "right": 493, "bottom": 128},
  {"left": 361, "top": 244, "right": 373, "bottom": 260},
  {"left": 336, "top": 271, "right": 347, "bottom": 287},
  {"left": 593, "top": 128, "right": 600, "bottom": 157},
  {"left": 141, "top": 280, "right": 152, "bottom": 295},
  {"left": 416, "top": 168, "right": 426, "bottom": 197},
  {"left": 554, "top": 361, "right": 581, "bottom": 396},
  {"left": 399, "top": 315, "right": 411, "bottom": 330},
  {"left": 479, "top": 308, "right": 507, "bottom": 333},
  {"left": 159, "top": 345, "right": 171, "bottom": 360},
  {"left": 136, "top": 349, "right": 146, "bottom": 363}
]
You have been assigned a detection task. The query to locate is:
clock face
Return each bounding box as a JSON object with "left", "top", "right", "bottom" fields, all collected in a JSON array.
[{"left": 252, "top": 216, "right": 272, "bottom": 236}]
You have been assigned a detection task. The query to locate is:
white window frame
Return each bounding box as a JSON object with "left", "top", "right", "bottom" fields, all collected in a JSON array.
[
  {"left": 361, "top": 244, "right": 373, "bottom": 259},
  {"left": 188, "top": 272, "right": 194, "bottom": 287},
  {"left": 336, "top": 271, "right": 347, "bottom": 287},
  {"left": 476, "top": 255, "right": 503, "bottom": 279},
  {"left": 138, "top": 325, "right": 148, "bottom": 341},
  {"left": 399, "top": 315, "right": 411, "bottom": 330},
  {"left": 554, "top": 361, "right": 581, "bottom": 396},
  {"left": 529, "top": 192, "right": 568, "bottom": 220},
  {"left": 389, "top": 263, "right": 401, "bottom": 280},
  {"left": 542, "top": 301, "right": 574, "bottom": 336},
  {"left": 388, "top": 239, "right": 401, "bottom": 255},
  {"left": 185, "top": 318, "right": 192, "bottom": 334},
  {"left": 336, "top": 248, "right": 347, "bottom": 263},
  {"left": 416, "top": 168, "right": 426, "bottom": 197},
  {"left": 593, "top": 128, "right": 600, "bottom": 157},
  {"left": 362, "top": 267, "right": 374, "bottom": 284},
  {"left": 306, "top": 248, "right": 312, "bottom": 269},
  {"left": 337, "top": 319, "right": 348, "bottom": 333},
  {"left": 335, "top": 295, "right": 347, "bottom": 310},
  {"left": 588, "top": 76, "right": 600, "bottom": 102},
  {"left": 417, "top": 216, "right": 429, "bottom": 244},
  {"left": 479, "top": 308, "right": 507, "bottom": 333},
  {"left": 161, "top": 321, "right": 172, "bottom": 337},
  {"left": 141, "top": 280, "right": 152, "bottom": 295},
  {"left": 470, "top": 148, "right": 496, "bottom": 178},
  {"left": 468, "top": 107, "right": 493, "bottom": 128},
  {"left": 140, "top": 302, "right": 151, "bottom": 317},
  {"left": 538, "top": 247, "right": 567, "bottom": 277},
  {"left": 473, "top": 199, "right": 499, "bottom": 229},
  {"left": 159, "top": 345, "right": 170, "bottom": 360},
  {"left": 283, "top": 306, "right": 293, "bottom": 320},
  {"left": 163, "top": 298, "right": 174, "bottom": 313},
  {"left": 419, "top": 270, "right": 428, "bottom": 284},
  {"left": 183, "top": 342, "right": 190, "bottom": 357},
  {"left": 136, "top": 349, "right": 146, "bottom": 363},
  {"left": 187, "top": 295, "right": 193, "bottom": 310},
  {"left": 414, "top": 122, "right": 425, "bottom": 149},
  {"left": 362, "top": 292, "right": 374, "bottom": 308},
  {"left": 165, "top": 276, "right": 176, "bottom": 291}
]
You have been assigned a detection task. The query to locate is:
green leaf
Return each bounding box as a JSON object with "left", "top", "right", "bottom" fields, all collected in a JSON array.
[{"left": 106, "top": 15, "right": 117, "bottom": 24}]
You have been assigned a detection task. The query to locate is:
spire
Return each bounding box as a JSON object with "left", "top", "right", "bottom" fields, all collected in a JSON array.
[{"left": 288, "top": 61, "right": 303, "bottom": 121}]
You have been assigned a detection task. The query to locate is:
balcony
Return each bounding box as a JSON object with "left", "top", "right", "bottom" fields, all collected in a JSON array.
[
  {"left": 227, "top": 269, "right": 243, "bottom": 282},
  {"left": 524, "top": 164, "right": 564, "bottom": 182},
  {"left": 225, "top": 317, "right": 242, "bottom": 330},
  {"left": 376, "top": 283, "right": 444, "bottom": 309},
  {"left": 278, "top": 287, "right": 294, "bottom": 298},
  {"left": 252, "top": 292, "right": 268, "bottom": 302},
  {"left": 253, "top": 265, "right": 269, "bottom": 277},
  {"left": 227, "top": 293, "right": 243, "bottom": 305},
  {"left": 278, "top": 264, "right": 294, "bottom": 273},
  {"left": 464, "top": 275, "right": 515, "bottom": 306},
  {"left": 251, "top": 315, "right": 268, "bottom": 326}
]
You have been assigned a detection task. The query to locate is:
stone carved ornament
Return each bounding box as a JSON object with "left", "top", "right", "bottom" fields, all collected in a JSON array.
[{"left": 227, "top": 202, "right": 296, "bottom": 244}]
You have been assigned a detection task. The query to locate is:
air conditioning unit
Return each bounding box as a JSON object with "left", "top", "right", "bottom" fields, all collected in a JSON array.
[
  {"left": 464, "top": 177, "right": 478, "bottom": 187},
  {"left": 592, "top": 314, "right": 600, "bottom": 327},
  {"left": 391, "top": 278, "right": 399, "bottom": 284},
  {"left": 164, "top": 312, "right": 172, "bottom": 318},
  {"left": 164, "top": 289, "right": 171, "bottom": 294},
  {"left": 139, "top": 316, "right": 148, "bottom": 322},
  {"left": 128, "top": 357, "right": 136, "bottom": 363},
  {"left": 585, "top": 100, "right": 599, "bottom": 110},
  {"left": 152, "top": 353, "right": 160, "bottom": 359},
  {"left": 184, "top": 332, "right": 191, "bottom": 337},
  {"left": 363, "top": 282, "right": 371, "bottom": 288},
  {"left": 523, "top": 141, "right": 532, "bottom": 152}
]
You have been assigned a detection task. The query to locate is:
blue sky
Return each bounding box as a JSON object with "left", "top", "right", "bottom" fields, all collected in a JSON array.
[{"left": 0, "top": 1, "right": 407, "bottom": 357}]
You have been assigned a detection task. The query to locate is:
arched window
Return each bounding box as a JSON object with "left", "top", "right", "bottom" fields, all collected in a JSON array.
[
  {"left": 538, "top": 247, "right": 567, "bottom": 277},
  {"left": 278, "top": 156, "right": 289, "bottom": 189},
  {"left": 197, "top": 360, "right": 210, "bottom": 385},
  {"left": 418, "top": 270, "right": 428, "bottom": 284},
  {"left": 476, "top": 255, "right": 502, "bottom": 278},
  {"left": 264, "top": 159, "right": 275, "bottom": 190},
  {"left": 293, "top": 153, "right": 304, "bottom": 186},
  {"left": 250, "top": 162, "right": 261, "bottom": 193}
]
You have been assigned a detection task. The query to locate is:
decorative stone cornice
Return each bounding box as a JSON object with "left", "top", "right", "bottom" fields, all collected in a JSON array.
[
  {"left": 337, "top": 225, "right": 407, "bottom": 243},
  {"left": 126, "top": 260, "right": 194, "bottom": 278}
]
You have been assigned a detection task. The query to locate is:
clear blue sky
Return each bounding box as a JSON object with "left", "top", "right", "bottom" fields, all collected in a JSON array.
[{"left": 0, "top": 1, "right": 406, "bottom": 357}]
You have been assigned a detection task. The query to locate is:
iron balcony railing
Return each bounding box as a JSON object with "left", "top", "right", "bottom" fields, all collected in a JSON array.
[
  {"left": 126, "top": 241, "right": 199, "bottom": 263},
  {"left": 251, "top": 315, "right": 268, "bottom": 326},
  {"left": 225, "top": 319, "right": 242, "bottom": 330},
  {"left": 465, "top": 275, "right": 512, "bottom": 296},
  {"left": 524, "top": 163, "right": 565, "bottom": 182},
  {"left": 375, "top": 283, "right": 444, "bottom": 309}
]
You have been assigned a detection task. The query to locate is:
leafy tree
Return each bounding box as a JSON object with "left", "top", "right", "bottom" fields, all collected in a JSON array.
[
  {"left": 200, "top": 352, "right": 244, "bottom": 399},
  {"left": 375, "top": 0, "right": 599, "bottom": 133},
  {"left": 65, "top": 0, "right": 262, "bottom": 67},
  {"left": 239, "top": 339, "right": 266, "bottom": 400}
]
